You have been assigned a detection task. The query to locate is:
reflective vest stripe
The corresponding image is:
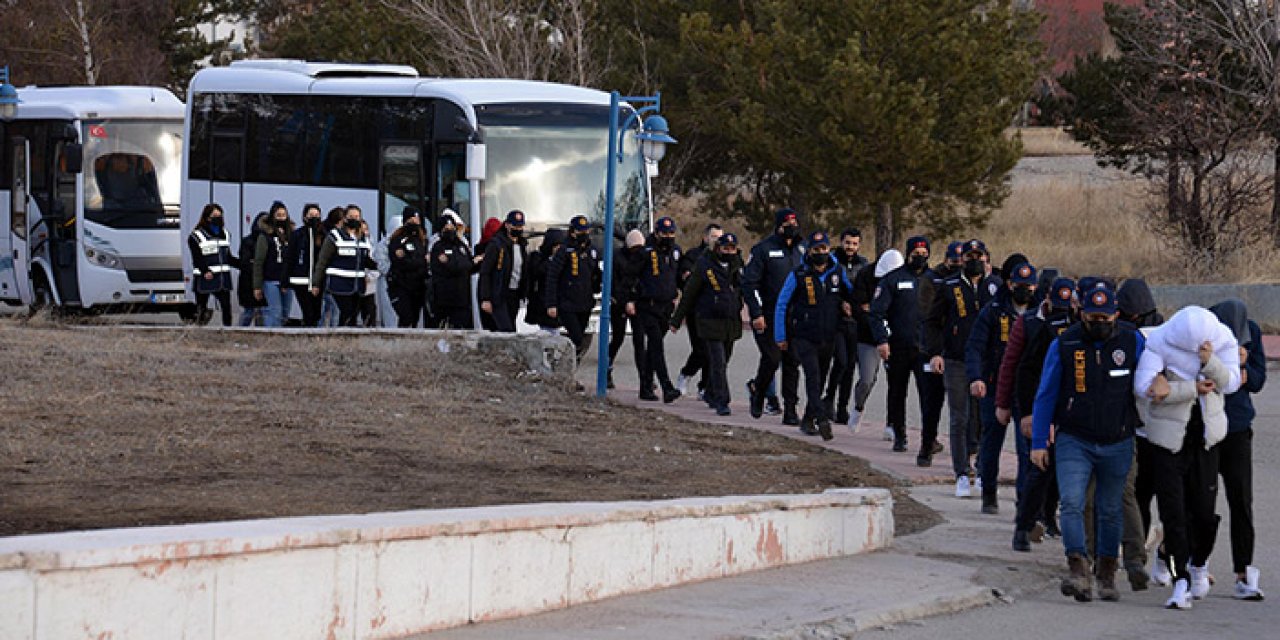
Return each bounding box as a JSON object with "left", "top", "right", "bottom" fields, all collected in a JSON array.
[
  {"left": 288, "top": 276, "right": 310, "bottom": 285},
  {"left": 326, "top": 267, "right": 367, "bottom": 278},
  {"left": 193, "top": 264, "right": 232, "bottom": 274}
]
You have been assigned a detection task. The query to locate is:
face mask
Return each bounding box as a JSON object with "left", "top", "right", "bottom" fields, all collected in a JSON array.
[
  {"left": 657, "top": 236, "right": 674, "bottom": 250},
  {"left": 781, "top": 226, "right": 799, "bottom": 240},
  {"left": 509, "top": 228, "right": 524, "bottom": 239},
  {"left": 1011, "top": 287, "right": 1034, "bottom": 305},
  {"left": 404, "top": 221, "right": 420, "bottom": 231},
  {"left": 908, "top": 255, "right": 929, "bottom": 271},
  {"left": 575, "top": 234, "right": 591, "bottom": 248},
  {"left": 305, "top": 217, "right": 320, "bottom": 227},
  {"left": 274, "top": 218, "right": 289, "bottom": 228},
  {"left": 209, "top": 220, "right": 222, "bottom": 234},
  {"left": 719, "top": 250, "right": 735, "bottom": 262},
  {"left": 442, "top": 229, "right": 457, "bottom": 241},
  {"left": 963, "top": 258, "right": 984, "bottom": 278},
  {"left": 344, "top": 219, "right": 361, "bottom": 230},
  {"left": 1084, "top": 319, "right": 1116, "bottom": 342},
  {"left": 807, "top": 252, "right": 828, "bottom": 267}
]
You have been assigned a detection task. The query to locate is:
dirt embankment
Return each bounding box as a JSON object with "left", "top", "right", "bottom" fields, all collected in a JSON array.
[{"left": 0, "top": 321, "right": 939, "bottom": 537}]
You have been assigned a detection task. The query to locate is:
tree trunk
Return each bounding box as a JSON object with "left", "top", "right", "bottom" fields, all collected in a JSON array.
[
  {"left": 875, "top": 201, "right": 894, "bottom": 256},
  {"left": 1272, "top": 138, "right": 1280, "bottom": 247},
  {"left": 75, "top": 0, "right": 96, "bottom": 85}
]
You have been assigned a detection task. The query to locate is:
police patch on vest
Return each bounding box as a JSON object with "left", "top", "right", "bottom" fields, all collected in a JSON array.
[
  {"left": 988, "top": 282, "right": 998, "bottom": 297},
  {"left": 1112, "top": 349, "right": 1126, "bottom": 366},
  {"left": 769, "top": 250, "right": 784, "bottom": 258},
  {"left": 830, "top": 274, "right": 839, "bottom": 287}
]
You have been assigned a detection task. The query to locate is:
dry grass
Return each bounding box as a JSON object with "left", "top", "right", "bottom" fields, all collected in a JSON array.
[{"left": 1008, "top": 127, "right": 1092, "bottom": 157}]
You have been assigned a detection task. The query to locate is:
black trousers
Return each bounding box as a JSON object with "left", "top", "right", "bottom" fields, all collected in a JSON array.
[
  {"left": 885, "top": 343, "right": 939, "bottom": 446},
  {"left": 794, "top": 337, "right": 836, "bottom": 421},
  {"left": 637, "top": 303, "right": 676, "bottom": 392},
  {"left": 752, "top": 321, "right": 800, "bottom": 408},
  {"left": 390, "top": 284, "right": 427, "bottom": 328},
  {"left": 823, "top": 323, "right": 858, "bottom": 410},
  {"left": 195, "top": 290, "right": 232, "bottom": 326},
  {"left": 704, "top": 337, "right": 735, "bottom": 408},
  {"left": 433, "top": 306, "right": 472, "bottom": 329},
  {"left": 1139, "top": 409, "right": 1221, "bottom": 581},
  {"left": 1218, "top": 429, "right": 1255, "bottom": 574},
  {"left": 561, "top": 310, "right": 592, "bottom": 358},
  {"left": 918, "top": 354, "right": 946, "bottom": 452},
  {"left": 335, "top": 294, "right": 361, "bottom": 327},
  {"left": 607, "top": 303, "right": 629, "bottom": 361},
  {"left": 359, "top": 294, "right": 377, "bottom": 327},
  {"left": 1017, "top": 444, "right": 1056, "bottom": 532},
  {"left": 493, "top": 290, "right": 523, "bottom": 332},
  {"left": 292, "top": 286, "right": 323, "bottom": 327},
  {"left": 681, "top": 319, "right": 707, "bottom": 383}
]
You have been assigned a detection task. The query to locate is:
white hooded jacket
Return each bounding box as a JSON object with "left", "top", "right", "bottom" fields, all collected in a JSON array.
[{"left": 1133, "top": 306, "right": 1240, "bottom": 452}]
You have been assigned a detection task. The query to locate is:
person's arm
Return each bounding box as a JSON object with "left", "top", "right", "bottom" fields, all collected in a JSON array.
[
  {"left": 996, "top": 314, "right": 1026, "bottom": 410},
  {"left": 965, "top": 306, "right": 994, "bottom": 384},
  {"left": 1031, "top": 339, "right": 1063, "bottom": 450},
  {"left": 253, "top": 234, "right": 268, "bottom": 290},
  {"left": 1244, "top": 322, "right": 1267, "bottom": 393},
  {"left": 1210, "top": 332, "right": 1243, "bottom": 394},
  {"left": 311, "top": 237, "right": 336, "bottom": 288},
  {"left": 478, "top": 242, "right": 498, "bottom": 303},
  {"left": 544, "top": 249, "right": 564, "bottom": 310},
  {"left": 868, "top": 275, "right": 894, "bottom": 345},
  {"left": 773, "top": 272, "right": 797, "bottom": 344},
  {"left": 924, "top": 282, "right": 948, "bottom": 358},
  {"left": 188, "top": 234, "right": 208, "bottom": 275},
  {"left": 671, "top": 268, "right": 704, "bottom": 329},
  {"left": 741, "top": 246, "right": 766, "bottom": 320}
]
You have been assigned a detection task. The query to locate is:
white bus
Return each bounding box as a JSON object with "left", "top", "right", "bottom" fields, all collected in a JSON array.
[
  {"left": 180, "top": 59, "right": 655, "bottom": 324},
  {"left": 0, "top": 86, "right": 188, "bottom": 315}
]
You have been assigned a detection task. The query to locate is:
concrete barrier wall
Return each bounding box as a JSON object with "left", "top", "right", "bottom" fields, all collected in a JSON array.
[
  {"left": 1150, "top": 284, "right": 1280, "bottom": 333},
  {"left": 0, "top": 489, "right": 892, "bottom": 640}
]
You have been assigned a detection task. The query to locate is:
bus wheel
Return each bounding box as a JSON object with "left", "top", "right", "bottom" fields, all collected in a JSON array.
[{"left": 29, "top": 273, "right": 55, "bottom": 316}]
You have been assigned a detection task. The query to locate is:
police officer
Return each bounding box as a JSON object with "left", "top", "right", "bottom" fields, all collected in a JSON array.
[
  {"left": 909, "top": 240, "right": 965, "bottom": 456},
  {"left": 387, "top": 207, "right": 430, "bottom": 328},
  {"left": 675, "top": 223, "right": 723, "bottom": 397},
  {"left": 429, "top": 210, "right": 477, "bottom": 329},
  {"left": 187, "top": 203, "right": 235, "bottom": 326},
  {"left": 631, "top": 216, "right": 683, "bottom": 403},
  {"left": 967, "top": 261, "right": 1038, "bottom": 515},
  {"left": 869, "top": 236, "right": 933, "bottom": 454},
  {"left": 311, "top": 205, "right": 376, "bottom": 327},
  {"left": 1031, "top": 281, "right": 1143, "bottom": 604},
  {"left": 743, "top": 208, "right": 806, "bottom": 423},
  {"left": 479, "top": 210, "right": 529, "bottom": 332},
  {"left": 822, "top": 228, "right": 870, "bottom": 425},
  {"left": 1011, "top": 277, "right": 1077, "bottom": 551},
  {"left": 546, "top": 215, "right": 601, "bottom": 359},
  {"left": 774, "top": 231, "right": 856, "bottom": 441},
  {"left": 671, "top": 232, "right": 744, "bottom": 416},
  {"left": 284, "top": 203, "right": 325, "bottom": 326},
  {"left": 926, "top": 238, "right": 1002, "bottom": 497}
]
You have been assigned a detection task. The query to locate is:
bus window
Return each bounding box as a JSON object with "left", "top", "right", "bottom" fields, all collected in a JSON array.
[
  {"left": 10, "top": 141, "right": 27, "bottom": 239},
  {"left": 435, "top": 143, "right": 466, "bottom": 220},
  {"left": 380, "top": 143, "right": 424, "bottom": 236},
  {"left": 54, "top": 142, "right": 77, "bottom": 221},
  {"left": 83, "top": 120, "right": 183, "bottom": 229}
]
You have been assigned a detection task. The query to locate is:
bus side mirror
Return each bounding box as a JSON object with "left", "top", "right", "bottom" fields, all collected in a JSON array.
[{"left": 62, "top": 143, "right": 83, "bottom": 174}]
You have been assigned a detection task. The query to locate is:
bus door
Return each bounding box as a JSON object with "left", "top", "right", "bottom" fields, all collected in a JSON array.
[
  {"left": 432, "top": 143, "right": 468, "bottom": 224},
  {"left": 378, "top": 142, "right": 426, "bottom": 238},
  {"left": 210, "top": 133, "right": 245, "bottom": 241},
  {"left": 2, "top": 138, "right": 32, "bottom": 305}
]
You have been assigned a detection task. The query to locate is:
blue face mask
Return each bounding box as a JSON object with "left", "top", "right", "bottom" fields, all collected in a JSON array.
[{"left": 209, "top": 222, "right": 223, "bottom": 235}]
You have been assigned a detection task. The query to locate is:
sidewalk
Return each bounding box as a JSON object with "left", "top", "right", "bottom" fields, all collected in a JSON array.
[
  {"left": 607, "top": 387, "right": 1020, "bottom": 486},
  {"left": 420, "top": 484, "right": 1061, "bottom": 640}
]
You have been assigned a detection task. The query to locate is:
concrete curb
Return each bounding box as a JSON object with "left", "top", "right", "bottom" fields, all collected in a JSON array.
[
  {"left": 747, "top": 585, "right": 996, "bottom": 639},
  {"left": 0, "top": 490, "right": 893, "bottom": 640}
]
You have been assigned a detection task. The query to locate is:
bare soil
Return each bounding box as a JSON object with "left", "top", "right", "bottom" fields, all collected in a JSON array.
[{"left": 0, "top": 319, "right": 939, "bottom": 537}]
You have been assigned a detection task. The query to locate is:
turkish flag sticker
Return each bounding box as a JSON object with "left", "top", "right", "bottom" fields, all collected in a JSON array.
[{"left": 89, "top": 125, "right": 107, "bottom": 139}]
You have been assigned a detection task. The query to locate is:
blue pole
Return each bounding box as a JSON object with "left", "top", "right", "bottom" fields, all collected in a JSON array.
[{"left": 596, "top": 92, "right": 621, "bottom": 397}]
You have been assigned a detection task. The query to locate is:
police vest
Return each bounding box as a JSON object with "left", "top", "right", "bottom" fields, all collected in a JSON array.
[
  {"left": 326, "top": 228, "right": 372, "bottom": 296},
  {"left": 638, "top": 246, "right": 680, "bottom": 303},
  {"left": 1054, "top": 324, "right": 1139, "bottom": 445},
  {"left": 787, "top": 265, "right": 845, "bottom": 342},
  {"left": 695, "top": 259, "right": 740, "bottom": 320},
  {"left": 191, "top": 229, "right": 232, "bottom": 294},
  {"left": 552, "top": 246, "right": 599, "bottom": 312},
  {"left": 289, "top": 227, "right": 319, "bottom": 286}
]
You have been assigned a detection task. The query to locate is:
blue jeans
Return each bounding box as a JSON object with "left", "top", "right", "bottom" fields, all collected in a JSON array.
[
  {"left": 1055, "top": 432, "right": 1133, "bottom": 559},
  {"left": 262, "top": 281, "right": 295, "bottom": 327},
  {"left": 321, "top": 292, "right": 339, "bottom": 327},
  {"left": 977, "top": 395, "right": 1002, "bottom": 496}
]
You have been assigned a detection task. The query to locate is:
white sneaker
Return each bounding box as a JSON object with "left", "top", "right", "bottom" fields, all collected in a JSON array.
[
  {"left": 1189, "top": 564, "right": 1211, "bottom": 600},
  {"left": 883, "top": 426, "right": 895, "bottom": 442},
  {"left": 848, "top": 409, "right": 862, "bottom": 435},
  {"left": 955, "top": 476, "right": 972, "bottom": 498},
  {"left": 675, "top": 374, "right": 689, "bottom": 395},
  {"left": 974, "top": 476, "right": 983, "bottom": 494},
  {"left": 1166, "top": 579, "right": 1193, "bottom": 610},
  {"left": 1151, "top": 556, "right": 1173, "bottom": 587},
  {"left": 1234, "top": 566, "right": 1265, "bottom": 601}
]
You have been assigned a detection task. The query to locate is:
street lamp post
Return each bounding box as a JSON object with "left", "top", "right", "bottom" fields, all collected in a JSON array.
[
  {"left": 596, "top": 92, "right": 676, "bottom": 398},
  {"left": 0, "top": 66, "right": 21, "bottom": 120}
]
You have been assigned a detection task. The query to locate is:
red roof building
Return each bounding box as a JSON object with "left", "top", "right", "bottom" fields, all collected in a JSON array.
[{"left": 1034, "top": 0, "right": 1144, "bottom": 76}]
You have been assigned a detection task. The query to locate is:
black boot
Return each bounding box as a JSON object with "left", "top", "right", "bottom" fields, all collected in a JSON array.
[
  {"left": 1012, "top": 530, "right": 1031, "bottom": 552},
  {"left": 783, "top": 405, "right": 800, "bottom": 426},
  {"left": 799, "top": 415, "right": 818, "bottom": 435},
  {"left": 981, "top": 491, "right": 999, "bottom": 515}
]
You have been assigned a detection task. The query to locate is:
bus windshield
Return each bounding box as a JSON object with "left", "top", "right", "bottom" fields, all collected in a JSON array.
[
  {"left": 83, "top": 120, "right": 183, "bottom": 229},
  {"left": 478, "top": 103, "right": 649, "bottom": 233}
]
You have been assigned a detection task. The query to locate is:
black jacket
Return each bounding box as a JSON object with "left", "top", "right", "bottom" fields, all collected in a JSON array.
[
  {"left": 869, "top": 264, "right": 929, "bottom": 348},
  {"left": 850, "top": 261, "right": 878, "bottom": 344},
  {"left": 478, "top": 230, "right": 528, "bottom": 302},
  {"left": 677, "top": 242, "right": 709, "bottom": 289},
  {"left": 636, "top": 241, "right": 682, "bottom": 307},
  {"left": 388, "top": 231, "right": 429, "bottom": 291},
  {"left": 925, "top": 273, "right": 1000, "bottom": 361},
  {"left": 283, "top": 223, "right": 325, "bottom": 288},
  {"left": 545, "top": 243, "right": 602, "bottom": 313},
  {"left": 742, "top": 232, "right": 805, "bottom": 321},
  {"left": 833, "top": 249, "right": 869, "bottom": 330},
  {"left": 429, "top": 234, "right": 475, "bottom": 310},
  {"left": 671, "top": 252, "right": 745, "bottom": 342},
  {"left": 612, "top": 245, "right": 646, "bottom": 307},
  {"left": 1015, "top": 309, "right": 1076, "bottom": 416}
]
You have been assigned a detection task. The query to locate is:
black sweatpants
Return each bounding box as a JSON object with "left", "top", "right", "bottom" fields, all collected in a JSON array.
[
  {"left": 292, "top": 286, "right": 322, "bottom": 327},
  {"left": 918, "top": 354, "right": 946, "bottom": 453},
  {"left": 335, "top": 294, "right": 361, "bottom": 327},
  {"left": 359, "top": 294, "right": 377, "bottom": 327},
  {"left": 704, "top": 337, "right": 735, "bottom": 408},
  {"left": 1017, "top": 444, "right": 1056, "bottom": 533},
  {"left": 195, "top": 290, "right": 232, "bottom": 326},
  {"left": 561, "top": 310, "right": 592, "bottom": 358},
  {"left": 885, "top": 344, "right": 937, "bottom": 446},
  {"left": 1218, "top": 429, "right": 1255, "bottom": 574},
  {"left": 1139, "top": 408, "right": 1221, "bottom": 581},
  {"left": 489, "top": 290, "right": 522, "bottom": 332},
  {"left": 752, "top": 320, "right": 800, "bottom": 409},
  {"left": 433, "top": 306, "right": 472, "bottom": 329},
  {"left": 637, "top": 303, "right": 676, "bottom": 393},
  {"left": 390, "top": 284, "right": 427, "bottom": 328},
  {"left": 794, "top": 337, "right": 836, "bottom": 421},
  {"left": 823, "top": 323, "right": 858, "bottom": 411},
  {"left": 681, "top": 319, "right": 707, "bottom": 383}
]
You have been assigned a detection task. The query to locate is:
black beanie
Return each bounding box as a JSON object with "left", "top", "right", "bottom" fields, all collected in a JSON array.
[
  {"left": 774, "top": 207, "right": 800, "bottom": 229},
  {"left": 905, "top": 235, "right": 929, "bottom": 254}
]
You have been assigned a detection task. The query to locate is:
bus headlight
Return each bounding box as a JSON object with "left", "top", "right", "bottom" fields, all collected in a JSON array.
[{"left": 84, "top": 246, "right": 124, "bottom": 270}]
